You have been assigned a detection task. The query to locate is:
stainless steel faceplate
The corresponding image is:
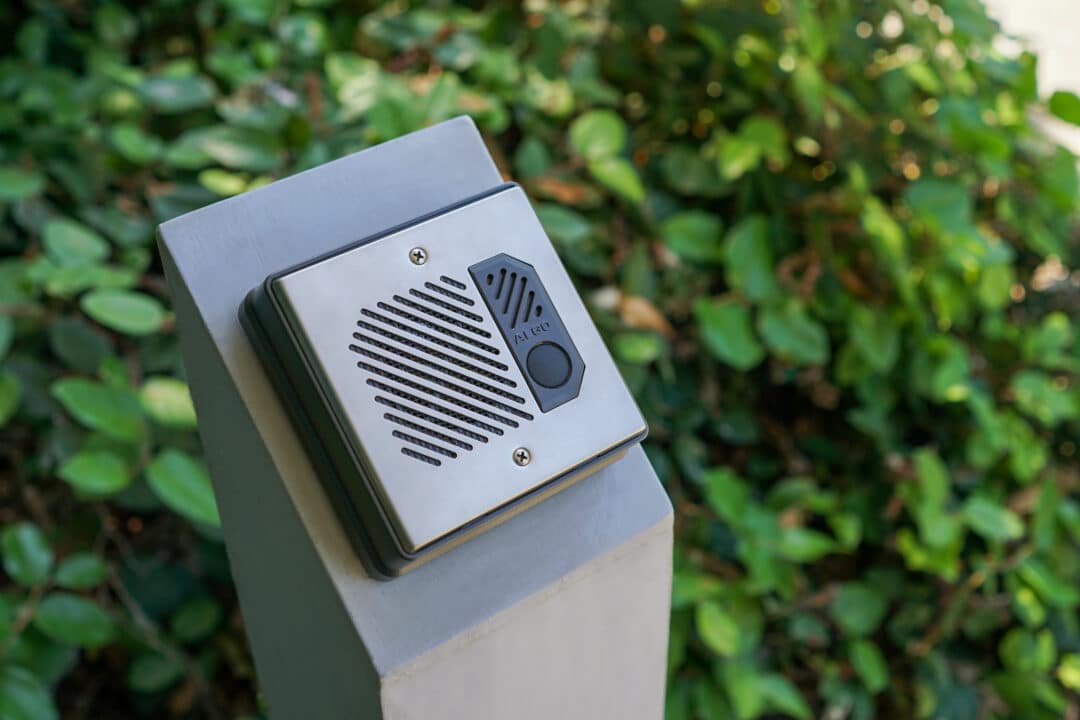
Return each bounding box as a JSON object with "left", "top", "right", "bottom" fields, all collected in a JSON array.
[{"left": 270, "top": 186, "right": 647, "bottom": 553}]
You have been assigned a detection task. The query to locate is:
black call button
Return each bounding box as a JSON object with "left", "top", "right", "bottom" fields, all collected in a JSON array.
[{"left": 527, "top": 342, "right": 572, "bottom": 388}]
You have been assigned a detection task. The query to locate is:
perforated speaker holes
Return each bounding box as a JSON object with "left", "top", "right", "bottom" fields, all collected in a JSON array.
[{"left": 351, "top": 274, "right": 535, "bottom": 466}]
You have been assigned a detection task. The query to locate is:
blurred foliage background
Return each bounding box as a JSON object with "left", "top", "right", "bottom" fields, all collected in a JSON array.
[{"left": 1, "top": 0, "right": 1080, "bottom": 718}]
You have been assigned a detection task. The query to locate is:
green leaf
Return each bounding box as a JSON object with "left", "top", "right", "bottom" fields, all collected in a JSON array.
[
  {"left": 690, "top": 679, "right": 724, "bottom": 720},
  {"left": 514, "top": 136, "right": 552, "bottom": 178},
  {"left": 721, "top": 660, "right": 765, "bottom": 720},
  {"left": 1058, "top": 654, "right": 1080, "bottom": 691},
  {"left": 198, "top": 168, "right": 249, "bottom": 196},
  {"left": 703, "top": 468, "right": 750, "bottom": 522},
  {"left": 58, "top": 450, "right": 130, "bottom": 496},
  {"left": 587, "top": 157, "right": 645, "bottom": 203},
  {"left": 695, "top": 601, "right": 740, "bottom": 657},
  {"left": 1049, "top": 91, "right": 1080, "bottom": 126},
  {"left": 0, "top": 166, "right": 45, "bottom": 202},
  {"left": 661, "top": 145, "right": 727, "bottom": 197},
  {"left": 55, "top": 553, "right": 109, "bottom": 590},
  {"left": 1023, "top": 312, "right": 1073, "bottom": 368},
  {"left": 1013, "top": 584, "right": 1047, "bottom": 627},
  {"left": 195, "top": 125, "right": 281, "bottom": 172},
  {"left": 0, "top": 665, "right": 59, "bottom": 720},
  {"left": 1010, "top": 370, "right": 1079, "bottom": 427},
  {"left": 81, "top": 289, "right": 166, "bottom": 336},
  {"left": 33, "top": 593, "right": 114, "bottom": 649},
  {"left": 0, "top": 523, "right": 53, "bottom": 587},
  {"left": 718, "top": 116, "right": 789, "bottom": 181},
  {"left": 535, "top": 204, "right": 591, "bottom": 246},
  {"left": 1018, "top": 557, "right": 1080, "bottom": 608},
  {"left": 171, "top": 596, "right": 223, "bottom": 644},
  {"left": 222, "top": 0, "right": 278, "bottom": 24},
  {"left": 739, "top": 116, "right": 789, "bottom": 167},
  {"left": 42, "top": 219, "right": 110, "bottom": 266},
  {"left": 279, "top": 12, "right": 329, "bottom": 57},
  {"left": 661, "top": 211, "right": 724, "bottom": 263},
  {"left": 665, "top": 681, "right": 691, "bottom": 720},
  {"left": 672, "top": 572, "right": 723, "bottom": 610},
  {"left": 569, "top": 109, "right": 627, "bottom": 160},
  {"left": 94, "top": 4, "right": 137, "bottom": 46},
  {"left": 51, "top": 378, "right": 144, "bottom": 442},
  {"left": 829, "top": 582, "right": 888, "bottom": 637},
  {"left": 110, "top": 123, "right": 164, "bottom": 164},
  {"left": 977, "top": 263, "right": 1014, "bottom": 311},
  {"left": 915, "top": 335, "right": 971, "bottom": 403},
  {"left": 47, "top": 318, "right": 112, "bottom": 373},
  {"left": 849, "top": 639, "right": 889, "bottom": 694},
  {"left": 127, "top": 652, "right": 185, "bottom": 693},
  {"left": 792, "top": 59, "right": 826, "bottom": 124},
  {"left": 999, "top": 627, "right": 1056, "bottom": 673},
  {"left": 796, "top": 0, "right": 827, "bottom": 61},
  {"left": 776, "top": 527, "right": 835, "bottom": 562},
  {"left": 139, "top": 377, "right": 198, "bottom": 428},
  {"left": 146, "top": 450, "right": 221, "bottom": 527},
  {"left": 1039, "top": 146, "right": 1079, "bottom": 210},
  {"left": 724, "top": 215, "right": 780, "bottom": 302},
  {"left": 759, "top": 673, "right": 812, "bottom": 720},
  {"left": 758, "top": 300, "right": 829, "bottom": 366},
  {"left": 905, "top": 178, "right": 972, "bottom": 235},
  {"left": 861, "top": 196, "right": 915, "bottom": 307},
  {"left": 904, "top": 63, "right": 942, "bottom": 93},
  {"left": 33, "top": 261, "right": 137, "bottom": 300},
  {"left": 0, "top": 371, "right": 22, "bottom": 427},
  {"left": 164, "top": 130, "right": 215, "bottom": 170},
  {"left": 139, "top": 75, "right": 217, "bottom": 113},
  {"left": 613, "top": 332, "right": 665, "bottom": 365},
  {"left": 962, "top": 496, "right": 1024, "bottom": 542},
  {"left": 0, "top": 317, "right": 13, "bottom": 362},
  {"left": 1004, "top": 412, "right": 1047, "bottom": 483},
  {"left": 848, "top": 307, "right": 899, "bottom": 373},
  {"left": 717, "top": 136, "right": 761, "bottom": 181},
  {"left": 694, "top": 299, "right": 764, "bottom": 371}
]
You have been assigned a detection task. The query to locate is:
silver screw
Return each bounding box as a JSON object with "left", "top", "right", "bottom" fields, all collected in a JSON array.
[
  {"left": 512, "top": 447, "right": 531, "bottom": 467},
  {"left": 409, "top": 247, "right": 428, "bottom": 266}
]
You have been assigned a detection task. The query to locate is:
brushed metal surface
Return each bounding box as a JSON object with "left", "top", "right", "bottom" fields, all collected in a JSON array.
[{"left": 272, "top": 186, "right": 647, "bottom": 552}]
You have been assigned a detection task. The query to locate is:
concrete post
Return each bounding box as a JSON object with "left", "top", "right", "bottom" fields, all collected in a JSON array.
[{"left": 159, "top": 117, "right": 673, "bottom": 719}]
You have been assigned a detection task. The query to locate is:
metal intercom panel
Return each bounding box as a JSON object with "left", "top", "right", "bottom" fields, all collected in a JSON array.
[{"left": 241, "top": 184, "right": 647, "bottom": 577}]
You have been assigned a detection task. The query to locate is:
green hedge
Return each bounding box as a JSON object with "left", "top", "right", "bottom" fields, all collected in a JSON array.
[{"left": 1, "top": 1, "right": 1079, "bottom": 718}]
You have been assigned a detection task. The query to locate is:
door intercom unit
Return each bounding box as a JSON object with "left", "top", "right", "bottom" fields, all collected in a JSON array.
[{"left": 241, "top": 184, "right": 647, "bottom": 577}]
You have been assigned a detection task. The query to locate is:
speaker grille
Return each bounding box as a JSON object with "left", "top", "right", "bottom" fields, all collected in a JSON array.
[
  {"left": 352, "top": 274, "right": 534, "bottom": 466},
  {"left": 481, "top": 265, "right": 545, "bottom": 329}
]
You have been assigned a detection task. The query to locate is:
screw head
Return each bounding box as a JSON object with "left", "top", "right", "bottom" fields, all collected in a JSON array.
[
  {"left": 409, "top": 247, "right": 428, "bottom": 266},
  {"left": 512, "top": 447, "right": 531, "bottom": 467}
]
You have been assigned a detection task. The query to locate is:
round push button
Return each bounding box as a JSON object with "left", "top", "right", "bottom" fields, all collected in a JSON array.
[{"left": 526, "top": 342, "right": 572, "bottom": 388}]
